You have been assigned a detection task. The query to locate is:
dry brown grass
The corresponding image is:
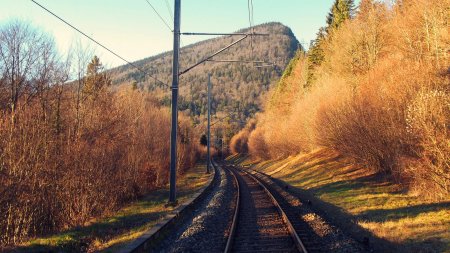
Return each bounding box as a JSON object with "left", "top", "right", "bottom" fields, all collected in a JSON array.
[
  {"left": 235, "top": 149, "right": 450, "bottom": 253},
  {"left": 10, "top": 163, "right": 211, "bottom": 253},
  {"left": 0, "top": 26, "right": 200, "bottom": 247},
  {"left": 238, "top": 0, "right": 449, "bottom": 199},
  {"left": 0, "top": 85, "right": 200, "bottom": 246},
  {"left": 0, "top": 18, "right": 206, "bottom": 247},
  {"left": 229, "top": 119, "right": 256, "bottom": 154},
  {"left": 247, "top": 123, "right": 270, "bottom": 160}
]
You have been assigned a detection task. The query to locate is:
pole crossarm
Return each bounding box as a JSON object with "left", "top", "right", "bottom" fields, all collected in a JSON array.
[
  {"left": 181, "top": 32, "right": 269, "bottom": 36},
  {"left": 255, "top": 64, "right": 276, "bottom": 67},
  {"left": 206, "top": 59, "right": 271, "bottom": 64},
  {"left": 210, "top": 113, "right": 237, "bottom": 127},
  {"left": 211, "top": 120, "right": 246, "bottom": 128},
  {"left": 179, "top": 35, "right": 248, "bottom": 75}
]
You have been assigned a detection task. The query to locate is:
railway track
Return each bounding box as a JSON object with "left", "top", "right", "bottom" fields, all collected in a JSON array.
[
  {"left": 231, "top": 165, "right": 367, "bottom": 253},
  {"left": 122, "top": 160, "right": 364, "bottom": 253},
  {"left": 224, "top": 164, "right": 307, "bottom": 253},
  {"left": 140, "top": 160, "right": 236, "bottom": 253},
  {"left": 246, "top": 169, "right": 325, "bottom": 252}
]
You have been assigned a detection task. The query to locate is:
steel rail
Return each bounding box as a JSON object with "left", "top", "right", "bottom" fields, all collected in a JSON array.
[
  {"left": 231, "top": 166, "right": 308, "bottom": 253},
  {"left": 120, "top": 163, "right": 218, "bottom": 253},
  {"left": 223, "top": 163, "right": 240, "bottom": 253}
]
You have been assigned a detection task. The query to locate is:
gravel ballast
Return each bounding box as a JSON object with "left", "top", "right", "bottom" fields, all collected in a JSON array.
[{"left": 151, "top": 163, "right": 236, "bottom": 253}]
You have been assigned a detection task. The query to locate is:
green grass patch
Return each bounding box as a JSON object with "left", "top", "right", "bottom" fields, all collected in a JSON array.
[
  {"left": 231, "top": 149, "right": 450, "bottom": 253},
  {"left": 14, "top": 163, "right": 212, "bottom": 253}
]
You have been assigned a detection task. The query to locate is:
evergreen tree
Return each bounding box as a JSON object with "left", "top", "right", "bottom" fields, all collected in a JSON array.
[
  {"left": 200, "top": 134, "right": 208, "bottom": 146},
  {"left": 131, "top": 81, "right": 138, "bottom": 90},
  {"left": 327, "top": 0, "right": 355, "bottom": 32},
  {"left": 306, "top": 27, "right": 327, "bottom": 88},
  {"left": 306, "top": 0, "right": 355, "bottom": 88},
  {"left": 82, "top": 56, "right": 111, "bottom": 98}
]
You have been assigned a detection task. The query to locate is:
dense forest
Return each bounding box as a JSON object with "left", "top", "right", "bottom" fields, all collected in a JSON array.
[
  {"left": 109, "top": 22, "right": 299, "bottom": 144},
  {"left": 231, "top": 0, "right": 449, "bottom": 199},
  {"left": 2, "top": 0, "right": 447, "bottom": 249},
  {"left": 0, "top": 21, "right": 200, "bottom": 246},
  {"left": 0, "top": 20, "right": 298, "bottom": 246}
]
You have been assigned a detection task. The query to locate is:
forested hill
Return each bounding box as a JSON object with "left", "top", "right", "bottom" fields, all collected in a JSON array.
[{"left": 109, "top": 22, "right": 299, "bottom": 124}]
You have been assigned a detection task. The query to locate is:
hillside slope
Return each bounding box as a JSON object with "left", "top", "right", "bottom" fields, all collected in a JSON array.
[
  {"left": 228, "top": 0, "right": 449, "bottom": 251},
  {"left": 109, "top": 22, "right": 299, "bottom": 126},
  {"left": 230, "top": 151, "right": 450, "bottom": 253},
  {"left": 231, "top": 0, "right": 449, "bottom": 198}
]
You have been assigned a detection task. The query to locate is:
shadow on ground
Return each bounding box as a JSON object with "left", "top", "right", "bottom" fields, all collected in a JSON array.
[
  {"left": 9, "top": 164, "right": 209, "bottom": 253},
  {"left": 357, "top": 201, "right": 450, "bottom": 221},
  {"left": 11, "top": 210, "right": 166, "bottom": 253},
  {"left": 228, "top": 154, "right": 449, "bottom": 253}
]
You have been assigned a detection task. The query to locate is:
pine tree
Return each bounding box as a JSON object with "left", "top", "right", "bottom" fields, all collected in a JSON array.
[
  {"left": 306, "top": 0, "right": 355, "bottom": 88},
  {"left": 306, "top": 27, "right": 327, "bottom": 88},
  {"left": 327, "top": 0, "right": 355, "bottom": 32},
  {"left": 82, "top": 56, "right": 111, "bottom": 98},
  {"left": 131, "top": 81, "right": 138, "bottom": 90},
  {"left": 200, "top": 134, "right": 208, "bottom": 146}
]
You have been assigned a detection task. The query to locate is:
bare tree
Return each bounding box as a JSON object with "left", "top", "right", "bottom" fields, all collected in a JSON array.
[
  {"left": 0, "top": 20, "right": 53, "bottom": 122},
  {"left": 70, "top": 39, "right": 94, "bottom": 137}
]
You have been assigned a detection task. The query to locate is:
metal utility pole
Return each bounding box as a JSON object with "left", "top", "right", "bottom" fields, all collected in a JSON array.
[
  {"left": 207, "top": 73, "right": 211, "bottom": 174},
  {"left": 168, "top": 9, "right": 269, "bottom": 201},
  {"left": 169, "top": 0, "right": 181, "bottom": 204},
  {"left": 221, "top": 134, "right": 224, "bottom": 159}
]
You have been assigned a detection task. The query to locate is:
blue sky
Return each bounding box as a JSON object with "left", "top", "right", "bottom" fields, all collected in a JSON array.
[{"left": 0, "top": 0, "right": 360, "bottom": 67}]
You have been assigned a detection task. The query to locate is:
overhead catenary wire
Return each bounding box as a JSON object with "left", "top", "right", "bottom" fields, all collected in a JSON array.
[
  {"left": 251, "top": 0, "right": 254, "bottom": 28},
  {"left": 206, "top": 59, "right": 269, "bottom": 64},
  {"left": 30, "top": 0, "right": 169, "bottom": 88},
  {"left": 247, "top": 0, "right": 254, "bottom": 61},
  {"left": 162, "top": 0, "right": 185, "bottom": 49},
  {"left": 144, "top": 0, "right": 173, "bottom": 32},
  {"left": 210, "top": 112, "right": 238, "bottom": 127},
  {"left": 246, "top": 0, "right": 278, "bottom": 71},
  {"left": 248, "top": 0, "right": 254, "bottom": 30},
  {"left": 144, "top": 0, "right": 185, "bottom": 70},
  {"left": 179, "top": 35, "right": 248, "bottom": 75},
  {"left": 164, "top": 0, "right": 174, "bottom": 22},
  {"left": 181, "top": 32, "right": 268, "bottom": 36},
  {"left": 144, "top": 0, "right": 184, "bottom": 70}
]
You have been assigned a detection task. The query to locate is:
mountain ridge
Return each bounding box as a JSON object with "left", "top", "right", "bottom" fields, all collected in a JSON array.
[
  {"left": 111, "top": 22, "right": 298, "bottom": 74},
  {"left": 108, "top": 22, "right": 299, "bottom": 136}
]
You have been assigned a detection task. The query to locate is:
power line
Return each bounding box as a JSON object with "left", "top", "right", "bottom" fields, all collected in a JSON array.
[
  {"left": 144, "top": 0, "right": 173, "bottom": 32},
  {"left": 250, "top": 0, "right": 254, "bottom": 28},
  {"left": 143, "top": 0, "right": 186, "bottom": 85},
  {"left": 247, "top": 0, "right": 254, "bottom": 29},
  {"left": 247, "top": 0, "right": 254, "bottom": 61},
  {"left": 146, "top": 0, "right": 185, "bottom": 52},
  {"left": 179, "top": 35, "right": 248, "bottom": 75},
  {"left": 164, "top": 0, "right": 174, "bottom": 22},
  {"left": 30, "top": 0, "right": 169, "bottom": 88},
  {"left": 181, "top": 32, "right": 267, "bottom": 36},
  {"left": 206, "top": 59, "right": 269, "bottom": 64}
]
